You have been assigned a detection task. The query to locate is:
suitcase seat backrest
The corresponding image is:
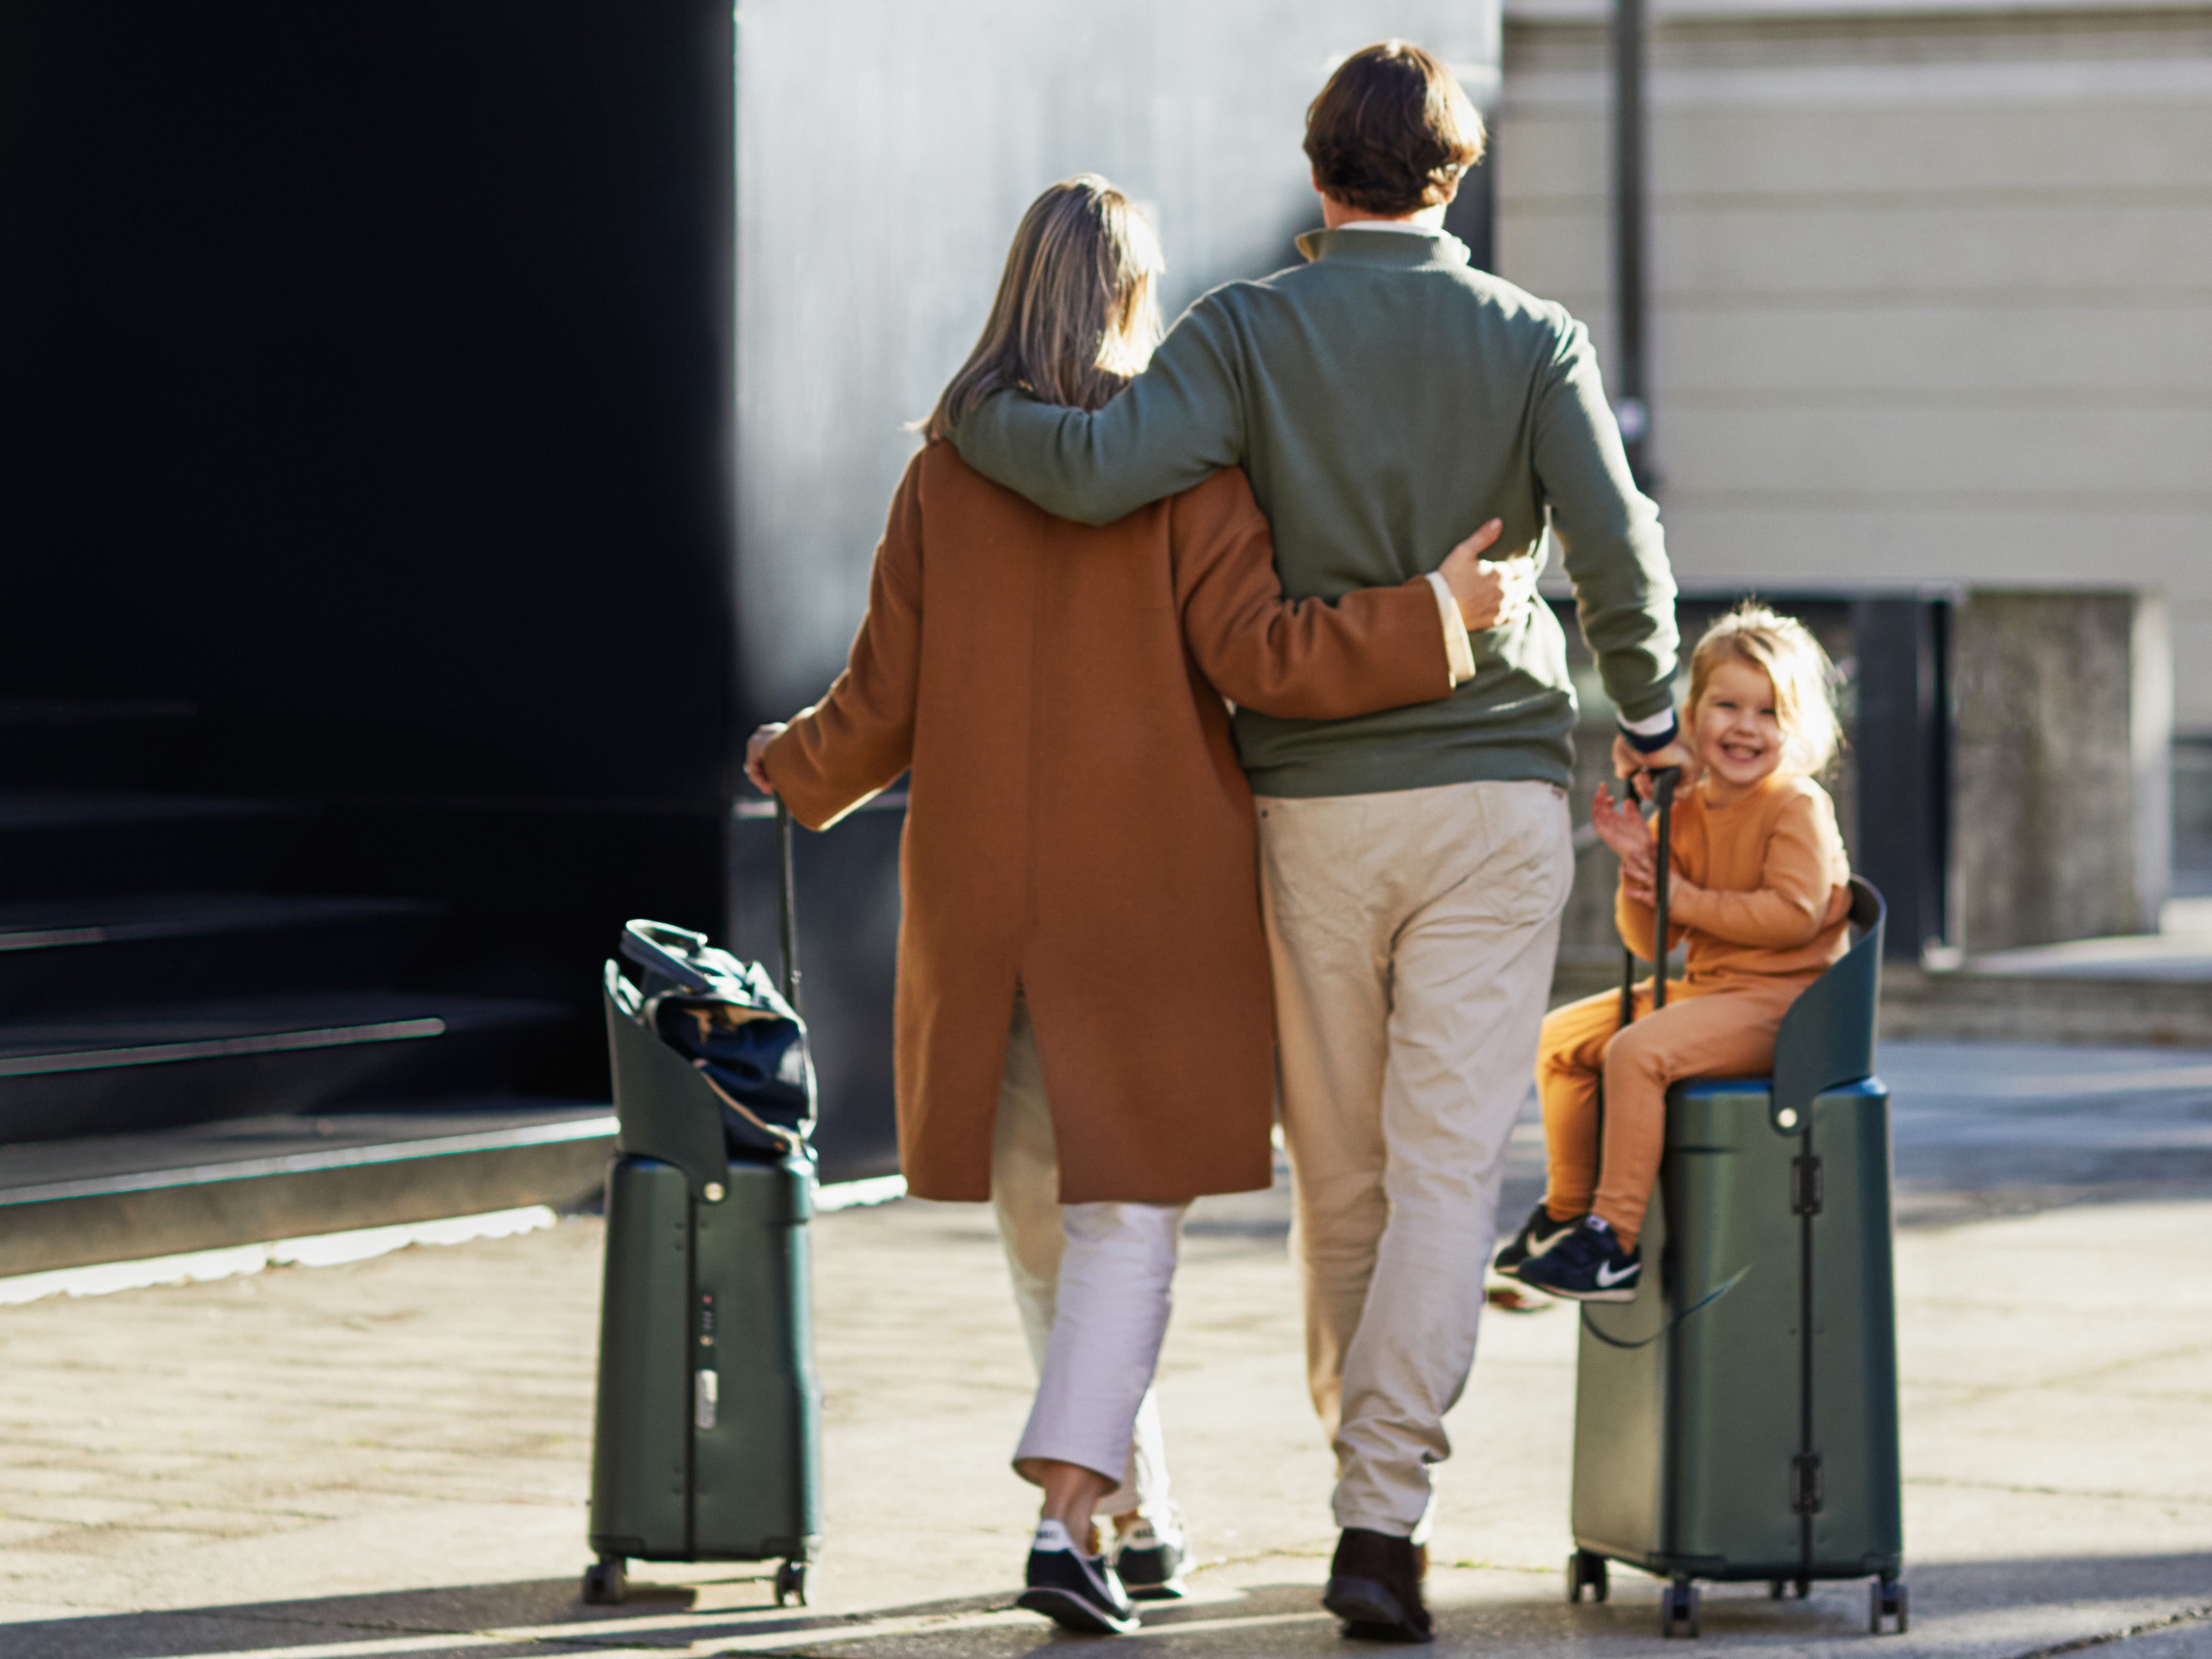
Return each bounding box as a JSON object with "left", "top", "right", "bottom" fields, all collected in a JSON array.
[
  {"left": 1671, "top": 877, "right": 1884, "bottom": 1120},
  {"left": 1768, "top": 877, "right": 1885, "bottom": 1129}
]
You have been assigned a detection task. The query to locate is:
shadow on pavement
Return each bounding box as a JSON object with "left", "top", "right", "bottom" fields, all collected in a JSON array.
[
  {"left": 0, "top": 1576, "right": 1006, "bottom": 1659},
  {"left": 10, "top": 1553, "right": 2209, "bottom": 1659}
]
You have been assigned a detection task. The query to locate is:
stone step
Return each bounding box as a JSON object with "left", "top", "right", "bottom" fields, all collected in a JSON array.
[
  {"left": 0, "top": 893, "right": 445, "bottom": 1016},
  {"left": 0, "top": 793, "right": 311, "bottom": 901},
  {"left": 0, "top": 697, "right": 201, "bottom": 790},
  {"left": 1879, "top": 964, "right": 2212, "bottom": 1047},
  {"left": 0, "top": 993, "right": 574, "bottom": 1143},
  {"left": 0, "top": 1105, "right": 613, "bottom": 1276}
]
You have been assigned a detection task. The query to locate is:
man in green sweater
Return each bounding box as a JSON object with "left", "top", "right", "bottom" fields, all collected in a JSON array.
[{"left": 957, "top": 41, "right": 1684, "bottom": 1641}]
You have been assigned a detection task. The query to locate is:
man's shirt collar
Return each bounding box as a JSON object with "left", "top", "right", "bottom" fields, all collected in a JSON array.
[{"left": 1295, "top": 223, "right": 1471, "bottom": 267}]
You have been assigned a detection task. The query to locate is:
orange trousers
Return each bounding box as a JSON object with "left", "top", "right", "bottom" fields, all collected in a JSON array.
[{"left": 1535, "top": 974, "right": 1811, "bottom": 1250}]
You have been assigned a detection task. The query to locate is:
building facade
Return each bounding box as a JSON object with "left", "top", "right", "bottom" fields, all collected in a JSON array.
[{"left": 1500, "top": 0, "right": 2212, "bottom": 930}]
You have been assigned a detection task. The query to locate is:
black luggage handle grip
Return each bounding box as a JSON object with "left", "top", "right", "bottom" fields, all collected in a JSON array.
[
  {"left": 620, "top": 920, "right": 717, "bottom": 994},
  {"left": 1618, "top": 765, "right": 1682, "bottom": 1027}
]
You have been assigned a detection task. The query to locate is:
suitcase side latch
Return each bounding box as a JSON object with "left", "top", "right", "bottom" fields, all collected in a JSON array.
[
  {"left": 1791, "top": 1155, "right": 1824, "bottom": 1217},
  {"left": 1791, "top": 1452, "right": 1824, "bottom": 1515},
  {"left": 695, "top": 1290, "right": 719, "bottom": 1432}
]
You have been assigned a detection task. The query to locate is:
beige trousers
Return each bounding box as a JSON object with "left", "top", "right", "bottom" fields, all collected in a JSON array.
[{"left": 1258, "top": 779, "right": 1573, "bottom": 1539}]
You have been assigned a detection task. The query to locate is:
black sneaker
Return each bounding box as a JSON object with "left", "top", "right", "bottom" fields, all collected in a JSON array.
[
  {"left": 1016, "top": 1519, "right": 1140, "bottom": 1635},
  {"left": 1114, "top": 1514, "right": 1192, "bottom": 1600},
  {"left": 1516, "top": 1215, "right": 1641, "bottom": 1303},
  {"left": 1492, "top": 1203, "right": 1580, "bottom": 1276}
]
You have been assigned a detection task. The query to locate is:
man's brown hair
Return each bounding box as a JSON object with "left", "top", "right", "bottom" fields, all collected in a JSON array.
[{"left": 1304, "top": 41, "right": 1485, "bottom": 217}]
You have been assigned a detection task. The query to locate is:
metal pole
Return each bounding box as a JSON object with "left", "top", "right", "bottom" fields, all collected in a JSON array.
[{"left": 1613, "top": 0, "right": 1653, "bottom": 491}]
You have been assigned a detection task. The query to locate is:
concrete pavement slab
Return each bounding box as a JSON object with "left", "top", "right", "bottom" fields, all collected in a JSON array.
[{"left": 2, "top": 1040, "right": 2209, "bottom": 1657}]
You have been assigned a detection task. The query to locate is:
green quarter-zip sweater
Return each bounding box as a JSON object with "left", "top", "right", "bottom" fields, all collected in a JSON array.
[{"left": 955, "top": 225, "right": 1679, "bottom": 799}]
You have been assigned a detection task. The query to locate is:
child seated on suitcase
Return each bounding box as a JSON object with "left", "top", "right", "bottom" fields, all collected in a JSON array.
[{"left": 1500, "top": 603, "right": 1853, "bottom": 1302}]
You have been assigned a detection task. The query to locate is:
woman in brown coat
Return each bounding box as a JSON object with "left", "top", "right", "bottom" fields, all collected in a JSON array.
[{"left": 747, "top": 177, "right": 1521, "bottom": 1633}]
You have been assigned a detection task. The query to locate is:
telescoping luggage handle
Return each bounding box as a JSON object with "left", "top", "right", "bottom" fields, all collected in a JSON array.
[
  {"left": 1616, "top": 765, "right": 1682, "bottom": 1029},
  {"left": 776, "top": 800, "right": 801, "bottom": 1016},
  {"left": 616, "top": 800, "right": 802, "bottom": 1013}
]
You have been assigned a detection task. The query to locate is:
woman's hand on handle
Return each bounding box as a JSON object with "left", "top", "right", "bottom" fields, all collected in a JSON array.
[
  {"left": 745, "top": 723, "right": 787, "bottom": 795},
  {"left": 1437, "top": 519, "right": 1534, "bottom": 632}
]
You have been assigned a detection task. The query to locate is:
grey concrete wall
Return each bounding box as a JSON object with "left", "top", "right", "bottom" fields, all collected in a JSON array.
[
  {"left": 1496, "top": 0, "right": 2212, "bottom": 735},
  {"left": 733, "top": 0, "right": 1501, "bottom": 717},
  {"left": 1953, "top": 591, "right": 2171, "bottom": 950}
]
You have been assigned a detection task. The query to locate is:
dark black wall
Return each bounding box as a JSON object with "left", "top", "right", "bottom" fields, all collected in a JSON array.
[{"left": 2, "top": 4, "right": 739, "bottom": 1086}]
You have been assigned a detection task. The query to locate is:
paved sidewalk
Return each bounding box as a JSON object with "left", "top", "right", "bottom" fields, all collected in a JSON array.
[{"left": 1, "top": 1041, "right": 2208, "bottom": 1657}]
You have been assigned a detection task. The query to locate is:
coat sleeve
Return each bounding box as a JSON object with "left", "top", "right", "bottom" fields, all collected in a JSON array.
[
  {"left": 1669, "top": 789, "right": 1846, "bottom": 949},
  {"left": 1168, "top": 471, "right": 1451, "bottom": 719},
  {"left": 951, "top": 296, "right": 1245, "bottom": 526},
  {"left": 762, "top": 465, "right": 925, "bottom": 831}
]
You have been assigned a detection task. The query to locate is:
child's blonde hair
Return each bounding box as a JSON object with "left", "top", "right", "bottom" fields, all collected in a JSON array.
[{"left": 1685, "top": 603, "right": 1842, "bottom": 779}]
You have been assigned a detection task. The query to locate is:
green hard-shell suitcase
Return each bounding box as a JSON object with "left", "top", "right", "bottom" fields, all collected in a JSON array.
[
  {"left": 582, "top": 806, "right": 823, "bottom": 1609},
  {"left": 1567, "top": 770, "right": 1906, "bottom": 1639}
]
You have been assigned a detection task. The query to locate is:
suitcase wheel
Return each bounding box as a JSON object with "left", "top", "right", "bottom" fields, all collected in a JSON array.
[
  {"left": 581, "top": 1556, "right": 627, "bottom": 1606},
  {"left": 1660, "top": 1577, "right": 1700, "bottom": 1639},
  {"left": 775, "top": 1558, "right": 809, "bottom": 1608},
  {"left": 1567, "top": 1550, "right": 1609, "bottom": 1604},
  {"left": 1871, "top": 1577, "right": 1908, "bottom": 1635}
]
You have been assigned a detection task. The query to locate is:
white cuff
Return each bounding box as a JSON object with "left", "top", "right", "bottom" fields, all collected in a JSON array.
[
  {"left": 1425, "top": 573, "right": 1477, "bottom": 688},
  {"left": 1619, "top": 705, "right": 1677, "bottom": 738}
]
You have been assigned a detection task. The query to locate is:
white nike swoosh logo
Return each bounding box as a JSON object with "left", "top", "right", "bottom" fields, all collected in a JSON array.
[{"left": 1595, "top": 1260, "right": 1639, "bottom": 1287}]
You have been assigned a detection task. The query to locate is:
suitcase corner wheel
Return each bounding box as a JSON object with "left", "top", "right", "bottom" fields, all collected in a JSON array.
[
  {"left": 581, "top": 1554, "right": 627, "bottom": 1606},
  {"left": 1660, "top": 1576, "right": 1701, "bottom": 1639},
  {"left": 1566, "top": 1549, "right": 1609, "bottom": 1604},
  {"left": 1767, "top": 1577, "right": 1811, "bottom": 1599},
  {"left": 774, "top": 1557, "right": 810, "bottom": 1608},
  {"left": 1871, "top": 1575, "right": 1909, "bottom": 1635}
]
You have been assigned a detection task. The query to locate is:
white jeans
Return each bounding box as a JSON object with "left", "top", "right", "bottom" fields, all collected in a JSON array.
[{"left": 990, "top": 994, "right": 1186, "bottom": 1517}]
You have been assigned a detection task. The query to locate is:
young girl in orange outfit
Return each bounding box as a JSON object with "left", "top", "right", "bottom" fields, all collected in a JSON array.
[{"left": 1500, "top": 604, "right": 1853, "bottom": 1302}]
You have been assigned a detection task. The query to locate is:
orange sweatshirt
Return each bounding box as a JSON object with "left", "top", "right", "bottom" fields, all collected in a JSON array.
[{"left": 1618, "top": 772, "right": 1852, "bottom": 982}]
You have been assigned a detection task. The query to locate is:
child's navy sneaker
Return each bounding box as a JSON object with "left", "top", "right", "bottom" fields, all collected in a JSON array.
[
  {"left": 1493, "top": 1203, "right": 1580, "bottom": 1276},
  {"left": 1516, "top": 1215, "right": 1641, "bottom": 1303},
  {"left": 1016, "top": 1519, "right": 1140, "bottom": 1635}
]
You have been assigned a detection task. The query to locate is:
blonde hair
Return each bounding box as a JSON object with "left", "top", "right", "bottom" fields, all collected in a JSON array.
[
  {"left": 1686, "top": 603, "right": 1843, "bottom": 779},
  {"left": 922, "top": 176, "right": 1164, "bottom": 442}
]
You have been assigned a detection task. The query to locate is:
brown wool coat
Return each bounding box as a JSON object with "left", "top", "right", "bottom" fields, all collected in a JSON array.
[{"left": 764, "top": 443, "right": 1454, "bottom": 1204}]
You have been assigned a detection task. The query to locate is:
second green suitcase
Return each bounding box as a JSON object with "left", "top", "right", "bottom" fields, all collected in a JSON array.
[{"left": 1568, "top": 878, "right": 1907, "bottom": 1639}]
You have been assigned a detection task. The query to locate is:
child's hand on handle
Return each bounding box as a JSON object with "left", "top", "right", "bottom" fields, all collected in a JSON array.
[
  {"left": 1590, "top": 781, "right": 1653, "bottom": 863},
  {"left": 1592, "top": 782, "right": 1660, "bottom": 899},
  {"left": 1437, "top": 519, "right": 1533, "bottom": 632},
  {"left": 745, "top": 723, "right": 787, "bottom": 795}
]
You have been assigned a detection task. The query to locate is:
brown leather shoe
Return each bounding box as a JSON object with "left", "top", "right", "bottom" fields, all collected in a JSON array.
[{"left": 1323, "top": 1527, "right": 1434, "bottom": 1644}]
